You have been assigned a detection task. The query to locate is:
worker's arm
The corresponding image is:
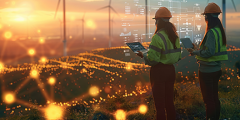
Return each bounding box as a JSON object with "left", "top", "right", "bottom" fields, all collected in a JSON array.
[
  {"left": 143, "top": 36, "right": 161, "bottom": 66},
  {"left": 192, "top": 30, "right": 216, "bottom": 58}
]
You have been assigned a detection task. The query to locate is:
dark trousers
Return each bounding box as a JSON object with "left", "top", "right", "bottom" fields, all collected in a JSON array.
[
  {"left": 150, "top": 63, "right": 176, "bottom": 120},
  {"left": 199, "top": 70, "right": 222, "bottom": 120}
]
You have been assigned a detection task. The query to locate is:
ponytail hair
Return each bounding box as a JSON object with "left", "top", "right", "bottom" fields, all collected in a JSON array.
[
  {"left": 154, "top": 18, "right": 179, "bottom": 49},
  {"left": 200, "top": 13, "right": 226, "bottom": 46}
]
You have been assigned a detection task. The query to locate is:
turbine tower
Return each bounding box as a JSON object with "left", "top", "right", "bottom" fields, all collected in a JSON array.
[
  {"left": 207, "top": 0, "right": 237, "bottom": 30},
  {"left": 97, "top": 0, "right": 119, "bottom": 48},
  {"left": 111, "top": 15, "right": 116, "bottom": 40},
  {"left": 77, "top": 13, "right": 85, "bottom": 43},
  {"left": 54, "top": 0, "right": 67, "bottom": 56}
]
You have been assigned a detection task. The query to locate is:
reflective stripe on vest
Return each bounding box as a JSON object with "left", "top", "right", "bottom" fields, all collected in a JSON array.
[
  {"left": 212, "top": 28, "right": 227, "bottom": 56},
  {"left": 149, "top": 33, "right": 181, "bottom": 54}
]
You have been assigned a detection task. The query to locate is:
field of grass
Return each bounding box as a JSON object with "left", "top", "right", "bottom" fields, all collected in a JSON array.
[{"left": 0, "top": 45, "right": 240, "bottom": 120}]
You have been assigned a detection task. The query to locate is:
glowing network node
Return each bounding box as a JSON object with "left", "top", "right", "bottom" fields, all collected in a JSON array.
[
  {"left": 28, "top": 49, "right": 35, "bottom": 56},
  {"left": 40, "top": 57, "right": 47, "bottom": 64},
  {"left": 0, "top": 62, "right": 4, "bottom": 71},
  {"left": 48, "top": 77, "right": 56, "bottom": 85},
  {"left": 138, "top": 104, "right": 148, "bottom": 114},
  {"left": 115, "top": 109, "right": 126, "bottom": 120},
  {"left": 89, "top": 86, "right": 99, "bottom": 97},
  {"left": 4, "top": 93, "right": 15, "bottom": 104},
  {"left": 4, "top": 31, "right": 12, "bottom": 39},
  {"left": 30, "top": 69, "right": 39, "bottom": 78},
  {"left": 45, "top": 104, "right": 63, "bottom": 120}
]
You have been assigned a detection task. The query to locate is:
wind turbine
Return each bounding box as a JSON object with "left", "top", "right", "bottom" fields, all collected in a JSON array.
[
  {"left": 54, "top": 0, "right": 67, "bottom": 56},
  {"left": 76, "top": 12, "right": 85, "bottom": 43},
  {"left": 207, "top": 0, "right": 237, "bottom": 30},
  {"left": 97, "top": 0, "right": 119, "bottom": 48}
]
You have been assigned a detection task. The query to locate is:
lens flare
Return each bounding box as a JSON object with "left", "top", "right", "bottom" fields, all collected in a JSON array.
[
  {"left": 138, "top": 104, "right": 148, "bottom": 114},
  {"left": 115, "top": 109, "right": 126, "bottom": 120},
  {"left": 89, "top": 86, "right": 99, "bottom": 97},
  {"left": 45, "top": 104, "right": 63, "bottom": 120}
]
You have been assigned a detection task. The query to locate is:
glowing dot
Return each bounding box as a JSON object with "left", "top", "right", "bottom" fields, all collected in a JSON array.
[
  {"left": 89, "top": 86, "right": 99, "bottom": 97},
  {"left": 4, "top": 31, "right": 12, "bottom": 39},
  {"left": 28, "top": 49, "right": 35, "bottom": 56},
  {"left": 40, "top": 57, "right": 47, "bottom": 64},
  {"left": 69, "top": 36, "right": 72, "bottom": 39},
  {"left": 50, "top": 50, "right": 55, "bottom": 55},
  {"left": 39, "top": 38, "right": 45, "bottom": 44},
  {"left": 125, "top": 64, "right": 132, "bottom": 71},
  {"left": 138, "top": 104, "right": 148, "bottom": 114},
  {"left": 0, "top": 62, "right": 4, "bottom": 71},
  {"left": 115, "top": 109, "right": 126, "bottom": 120},
  {"left": 30, "top": 69, "right": 39, "bottom": 78},
  {"left": 0, "top": 24, "right": 2, "bottom": 29},
  {"left": 5, "top": 93, "right": 15, "bottom": 104},
  {"left": 137, "top": 81, "right": 142, "bottom": 86},
  {"left": 93, "top": 37, "right": 96, "bottom": 40},
  {"left": 45, "top": 104, "right": 63, "bottom": 120},
  {"left": 37, "top": 29, "right": 41, "bottom": 33},
  {"left": 49, "top": 77, "right": 56, "bottom": 85}
]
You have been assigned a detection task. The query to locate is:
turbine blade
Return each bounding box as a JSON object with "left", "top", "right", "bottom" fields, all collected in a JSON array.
[
  {"left": 231, "top": 0, "right": 237, "bottom": 12},
  {"left": 54, "top": 0, "right": 61, "bottom": 19},
  {"left": 96, "top": 6, "right": 109, "bottom": 11},
  {"left": 109, "top": 0, "right": 111, "bottom": 5},
  {"left": 110, "top": 6, "right": 119, "bottom": 16}
]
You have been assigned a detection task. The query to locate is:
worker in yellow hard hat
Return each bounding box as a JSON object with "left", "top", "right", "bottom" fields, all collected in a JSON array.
[
  {"left": 136, "top": 7, "right": 181, "bottom": 120},
  {"left": 186, "top": 2, "right": 228, "bottom": 120}
]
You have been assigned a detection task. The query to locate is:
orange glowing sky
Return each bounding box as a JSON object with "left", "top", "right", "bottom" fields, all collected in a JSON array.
[{"left": 0, "top": 0, "right": 239, "bottom": 37}]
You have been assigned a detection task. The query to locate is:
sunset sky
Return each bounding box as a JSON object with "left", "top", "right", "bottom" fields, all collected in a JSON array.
[{"left": 0, "top": 0, "right": 239, "bottom": 38}]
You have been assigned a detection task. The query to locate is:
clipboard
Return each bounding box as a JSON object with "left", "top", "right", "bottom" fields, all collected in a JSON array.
[
  {"left": 126, "top": 42, "right": 148, "bottom": 53},
  {"left": 180, "top": 38, "right": 194, "bottom": 49}
]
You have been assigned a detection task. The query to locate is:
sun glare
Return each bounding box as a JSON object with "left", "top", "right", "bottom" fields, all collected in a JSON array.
[
  {"left": 14, "top": 16, "right": 26, "bottom": 21},
  {"left": 86, "top": 19, "right": 96, "bottom": 29},
  {"left": 4, "top": 31, "right": 12, "bottom": 39}
]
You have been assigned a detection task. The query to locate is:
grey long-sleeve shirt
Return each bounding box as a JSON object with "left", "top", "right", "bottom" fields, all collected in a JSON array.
[{"left": 192, "top": 29, "right": 222, "bottom": 73}]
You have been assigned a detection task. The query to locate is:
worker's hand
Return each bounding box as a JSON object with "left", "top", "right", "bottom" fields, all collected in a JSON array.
[
  {"left": 186, "top": 48, "right": 194, "bottom": 53},
  {"left": 136, "top": 51, "right": 143, "bottom": 58},
  {"left": 186, "top": 48, "right": 194, "bottom": 56},
  {"left": 192, "top": 43, "right": 199, "bottom": 50}
]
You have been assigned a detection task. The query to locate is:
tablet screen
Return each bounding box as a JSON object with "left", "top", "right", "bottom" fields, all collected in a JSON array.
[
  {"left": 126, "top": 42, "right": 146, "bottom": 53},
  {"left": 180, "top": 38, "right": 194, "bottom": 49}
]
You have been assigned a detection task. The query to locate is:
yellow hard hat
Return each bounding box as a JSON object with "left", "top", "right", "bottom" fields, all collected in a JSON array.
[
  {"left": 152, "top": 7, "right": 172, "bottom": 19},
  {"left": 202, "top": 2, "right": 222, "bottom": 15}
]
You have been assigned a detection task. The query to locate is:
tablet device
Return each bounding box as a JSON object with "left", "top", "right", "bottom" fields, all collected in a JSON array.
[
  {"left": 180, "top": 38, "right": 194, "bottom": 49},
  {"left": 126, "top": 42, "right": 148, "bottom": 53}
]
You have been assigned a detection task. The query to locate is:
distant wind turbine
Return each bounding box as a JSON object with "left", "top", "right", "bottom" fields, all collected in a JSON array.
[
  {"left": 54, "top": 0, "right": 67, "bottom": 56},
  {"left": 111, "top": 15, "right": 116, "bottom": 40},
  {"left": 207, "top": 0, "right": 237, "bottom": 30},
  {"left": 76, "top": 12, "right": 85, "bottom": 43},
  {"left": 97, "top": 0, "right": 119, "bottom": 48}
]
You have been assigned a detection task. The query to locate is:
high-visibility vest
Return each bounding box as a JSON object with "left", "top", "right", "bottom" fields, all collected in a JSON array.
[
  {"left": 196, "top": 27, "right": 228, "bottom": 62},
  {"left": 147, "top": 29, "right": 181, "bottom": 64}
]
